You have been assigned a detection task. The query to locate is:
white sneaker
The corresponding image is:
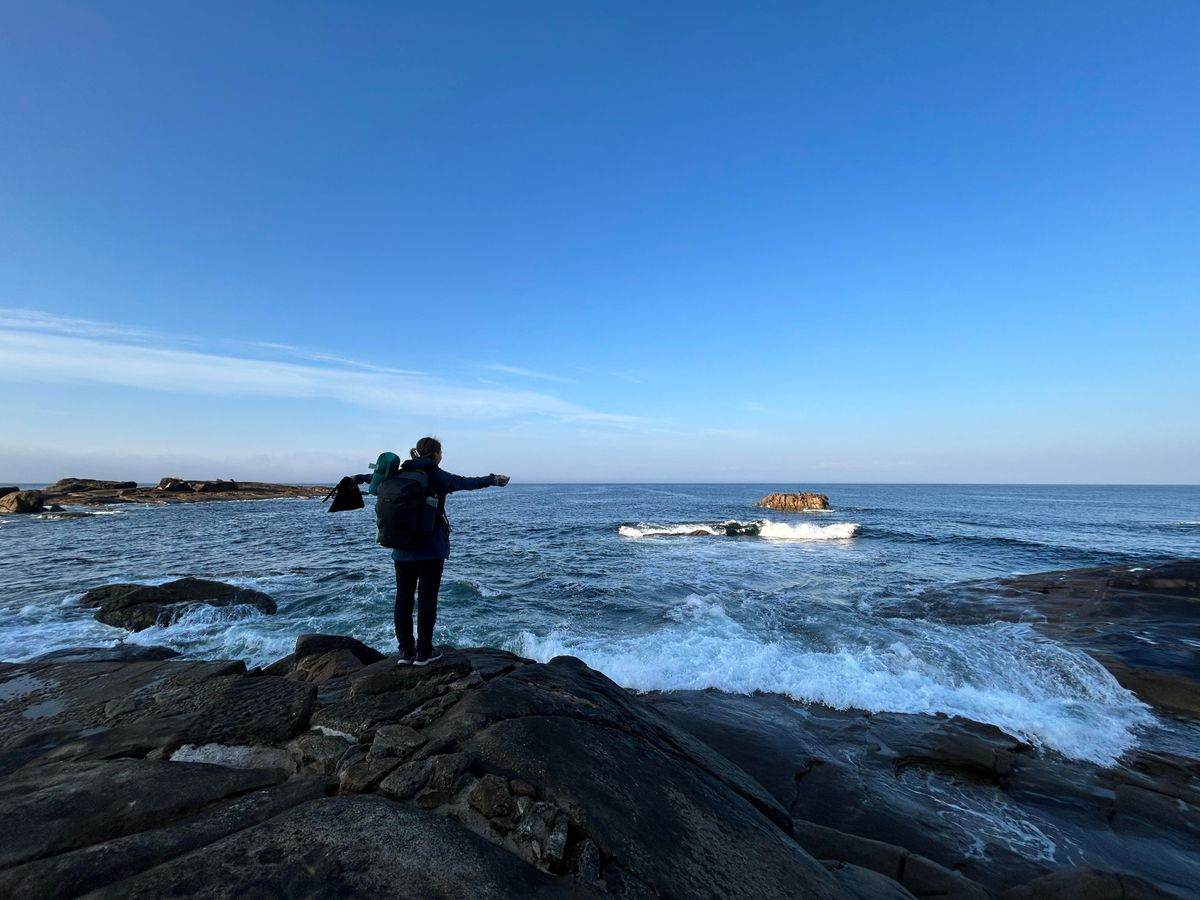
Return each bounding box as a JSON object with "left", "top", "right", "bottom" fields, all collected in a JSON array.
[{"left": 413, "top": 651, "right": 443, "bottom": 667}]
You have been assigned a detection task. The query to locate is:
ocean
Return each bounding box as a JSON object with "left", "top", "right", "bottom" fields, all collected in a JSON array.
[{"left": 3, "top": 483, "right": 1198, "bottom": 767}]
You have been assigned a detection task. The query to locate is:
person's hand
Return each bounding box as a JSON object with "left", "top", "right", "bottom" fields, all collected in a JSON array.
[{"left": 494, "top": 474, "right": 511, "bottom": 487}]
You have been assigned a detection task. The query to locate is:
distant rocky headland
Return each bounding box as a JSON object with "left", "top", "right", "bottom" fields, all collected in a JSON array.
[
  {"left": 1, "top": 560, "right": 1196, "bottom": 898},
  {"left": 756, "top": 491, "right": 831, "bottom": 512},
  {"left": 0, "top": 477, "right": 330, "bottom": 515}
]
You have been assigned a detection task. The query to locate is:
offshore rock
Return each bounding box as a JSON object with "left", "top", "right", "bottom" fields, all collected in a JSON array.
[
  {"left": 43, "top": 475, "right": 329, "bottom": 507},
  {"left": 44, "top": 478, "right": 138, "bottom": 494},
  {"left": 756, "top": 491, "right": 830, "bottom": 512},
  {"left": 0, "top": 486, "right": 18, "bottom": 498},
  {"left": 189, "top": 479, "right": 238, "bottom": 493},
  {"left": 0, "top": 490, "right": 44, "bottom": 514},
  {"left": 80, "top": 577, "right": 277, "bottom": 632}
]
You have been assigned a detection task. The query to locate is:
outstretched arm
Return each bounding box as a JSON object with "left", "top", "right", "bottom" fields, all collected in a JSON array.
[{"left": 439, "top": 471, "right": 510, "bottom": 493}]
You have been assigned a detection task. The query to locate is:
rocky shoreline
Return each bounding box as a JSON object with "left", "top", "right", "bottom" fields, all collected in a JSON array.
[
  {"left": 0, "top": 477, "right": 331, "bottom": 516},
  {"left": 1, "top": 561, "right": 1197, "bottom": 898}
]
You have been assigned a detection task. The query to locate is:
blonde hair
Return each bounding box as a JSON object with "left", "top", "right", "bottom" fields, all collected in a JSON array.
[{"left": 410, "top": 436, "right": 442, "bottom": 460}]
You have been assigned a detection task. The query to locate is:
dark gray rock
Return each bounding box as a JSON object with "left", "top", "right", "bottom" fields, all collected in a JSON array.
[
  {"left": 421, "top": 656, "right": 796, "bottom": 836},
  {"left": 0, "top": 659, "right": 312, "bottom": 770},
  {"left": 0, "top": 486, "right": 19, "bottom": 498},
  {"left": 368, "top": 723, "right": 426, "bottom": 761},
  {"left": 901, "top": 853, "right": 992, "bottom": 900},
  {"left": 411, "top": 658, "right": 844, "bottom": 899},
  {"left": 469, "top": 773, "right": 514, "bottom": 818},
  {"left": 26, "top": 645, "right": 180, "bottom": 664},
  {"left": 822, "top": 861, "right": 918, "bottom": 900},
  {"left": 86, "top": 795, "right": 591, "bottom": 899},
  {"left": 0, "top": 778, "right": 333, "bottom": 900},
  {"left": 338, "top": 755, "right": 402, "bottom": 794},
  {"left": 44, "top": 479, "right": 137, "bottom": 494},
  {"left": 0, "top": 759, "right": 283, "bottom": 868},
  {"left": 286, "top": 730, "right": 353, "bottom": 776},
  {"left": 998, "top": 867, "right": 1182, "bottom": 899},
  {"left": 794, "top": 820, "right": 908, "bottom": 882},
  {"left": 285, "top": 647, "right": 372, "bottom": 684},
  {"left": 188, "top": 479, "right": 238, "bottom": 493},
  {"left": 294, "top": 633, "right": 385, "bottom": 664},
  {"left": 79, "top": 577, "right": 277, "bottom": 631}
]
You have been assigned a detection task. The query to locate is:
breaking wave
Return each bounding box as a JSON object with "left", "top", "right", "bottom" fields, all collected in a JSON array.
[
  {"left": 619, "top": 520, "right": 861, "bottom": 541},
  {"left": 517, "top": 595, "right": 1152, "bottom": 766}
]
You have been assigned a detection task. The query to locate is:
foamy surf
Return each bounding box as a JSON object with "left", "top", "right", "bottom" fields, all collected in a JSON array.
[
  {"left": 516, "top": 595, "right": 1152, "bottom": 766},
  {"left": 619, "top": 520, "right": 861, "bottom": 541}
]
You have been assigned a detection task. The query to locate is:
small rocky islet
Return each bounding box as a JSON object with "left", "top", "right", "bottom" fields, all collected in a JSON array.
[{"left": 1, "top": 562, "right": 1197, "bottom": 898}]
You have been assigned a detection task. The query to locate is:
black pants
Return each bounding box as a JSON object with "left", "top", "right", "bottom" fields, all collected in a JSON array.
[{"left": 393, "top": 558, "right": 445, "bottom": 658}]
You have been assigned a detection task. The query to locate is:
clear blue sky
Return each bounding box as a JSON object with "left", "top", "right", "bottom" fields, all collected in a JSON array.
[{"left": 1, "top": 1, "right": 1196, "bottom": 483}]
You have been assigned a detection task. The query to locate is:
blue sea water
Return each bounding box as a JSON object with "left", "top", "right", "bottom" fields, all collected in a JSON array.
[{"left": 2, "top": 483, "right": 1198, "bottom": 765}]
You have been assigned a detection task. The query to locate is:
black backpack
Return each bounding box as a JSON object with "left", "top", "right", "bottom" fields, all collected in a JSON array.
[{"left": 375, "top": 467, "right": 439, "bottom": 549}]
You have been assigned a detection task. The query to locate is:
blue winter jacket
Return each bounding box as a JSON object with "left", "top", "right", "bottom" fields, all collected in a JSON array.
[{"left": 388, "top": 457, "right": 497, "bottom": 562}]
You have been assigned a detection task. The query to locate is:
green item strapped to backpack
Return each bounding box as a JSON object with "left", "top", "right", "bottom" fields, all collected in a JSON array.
[{"left": 368, "top": 451, "right": 401, "bottom": 495}]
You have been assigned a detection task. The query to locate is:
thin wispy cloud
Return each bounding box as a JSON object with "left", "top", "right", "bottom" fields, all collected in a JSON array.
[
  {"left": 0, "top": 308, "right": 163, "bottom": 342},
  {"left": 247, "top": 341, "right": 426, "bottom": 376},
  {"left": 480, "top": 364, "right": 577, "bottom": 384},
  {"left": 0, "top": 313, "right": 639, "bottom": 426}
]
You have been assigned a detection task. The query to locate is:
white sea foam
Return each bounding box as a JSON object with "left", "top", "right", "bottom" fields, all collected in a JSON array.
[
  {"left": 516, "top": 595, "right": 1152, "bottom": 766},
  {"left": 618, "top": 520, "right": 860, "bottom": 541},
  {"left": 758, "top": 520, "right": 860, "bottom": 541},
  {"left": 619, "top": 523, "right": 721, "bottom": 538}
]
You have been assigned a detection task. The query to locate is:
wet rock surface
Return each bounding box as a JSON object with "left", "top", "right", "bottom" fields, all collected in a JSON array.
[
  {"left": 79, "top": 577, "right": 278, "bottom": 631},
  {"left": 2, "top": 605, "right": 1194, "bottom": 898},
  {"left": 913, "top": 559, "right": 1200, "bottom": 719},
  {"left": 646, "top": 689, "right": 1198, "bottom": 898}
]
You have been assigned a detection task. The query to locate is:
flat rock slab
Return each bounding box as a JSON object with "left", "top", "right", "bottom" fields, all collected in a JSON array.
[
  {"left": 88, "top": 795, "right": 591, "bottom": 899},
  {"left": 646, "top": 689, "right": 1200, "bottom": 897},
  {"left": 0, "top": 660, "right": 313, "bottom": 768},
  {"left": 0, "top": 758, "right": 284, "bottom": 868},
  {"left": 0, "top": 779, "right": 334, "bottom": 900}
]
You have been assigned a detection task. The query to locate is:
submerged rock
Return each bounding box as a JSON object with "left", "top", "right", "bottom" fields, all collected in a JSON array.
[
  {"left": 756, "top": 491, "right": 830, "bottom": 512},
  {"left": 79, "top": 577, "right": 277, "bottom": 631}
]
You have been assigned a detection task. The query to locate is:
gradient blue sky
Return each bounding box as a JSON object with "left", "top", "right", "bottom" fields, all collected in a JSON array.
[{"left": 1, "top": 1, "right": 1197, "bottom": 483}]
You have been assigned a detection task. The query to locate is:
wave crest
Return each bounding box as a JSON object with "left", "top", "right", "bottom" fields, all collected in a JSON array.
[
  {"left": 515, "top": 595, "right": 1151, "bottom": 766},
  {"left": 618, "top": 520, "right": 861, "bottom": 541}
]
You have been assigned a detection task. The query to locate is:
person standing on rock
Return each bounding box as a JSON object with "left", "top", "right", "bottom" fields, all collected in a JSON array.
[{"left": 353, "top": 437, "right": 509, "bottom": 666}]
